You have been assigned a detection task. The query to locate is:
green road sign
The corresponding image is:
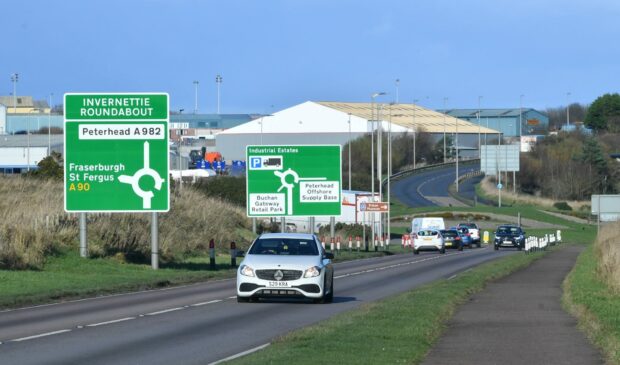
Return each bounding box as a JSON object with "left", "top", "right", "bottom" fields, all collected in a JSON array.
[
  {"left": 246, "top": 145, "right": 342, "bottom": 217},
  {"left": 64, "top": 93, "right": 169, "bottom": 212}
]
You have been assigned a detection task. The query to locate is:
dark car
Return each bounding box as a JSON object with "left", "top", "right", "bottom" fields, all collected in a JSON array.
[
  {"left": 494, "top": 225, "right": 526, "bottom": 251},
  {"left": 440, "top": 229, "right": 463, "bottom": 251}
]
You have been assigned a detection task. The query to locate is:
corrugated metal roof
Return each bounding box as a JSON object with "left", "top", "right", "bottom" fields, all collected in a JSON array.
[
  {"left": 0, "top": 134, "right": 63, "bottom": 148},
  {"left": 318, "top": 102, "right": 500, "bottom": 134},
  {"left": 441, "top": 108, "right": 540, "bottom": 118}
]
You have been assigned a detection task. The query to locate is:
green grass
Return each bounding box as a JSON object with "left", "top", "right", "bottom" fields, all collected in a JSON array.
[
  {"left": 564, "top": 245, "right": 620, "bottom": 364},
  {"left": 230, "top": 245, "right": 551, "bottom": 365},
  {"left": 0, "top": 249, "right": 240, "bottom": 309},
  {"left": 0, "top": 243, "right": 410, "bottom": 310}
]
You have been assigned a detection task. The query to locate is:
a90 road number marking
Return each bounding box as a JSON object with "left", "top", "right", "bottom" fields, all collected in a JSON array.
[{"left": 69, "top": 182, "right": 91, "bottom": 192}]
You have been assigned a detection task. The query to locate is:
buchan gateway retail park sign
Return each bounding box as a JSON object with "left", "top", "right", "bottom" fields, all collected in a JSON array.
[
  {"left": 64, "top": 93, "right": 169, "bottom": 212},
  {"left": 246, "top": 145, "right": 341, "bottom": 217}
]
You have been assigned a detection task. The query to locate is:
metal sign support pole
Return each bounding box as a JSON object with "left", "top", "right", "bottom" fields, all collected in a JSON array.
[
  {"left": 252, "top": 217, "right": 257, "bottom": 234},
  {"left": 151, "top": 212, "right": 159, "bottom": 270},
  {"left": 281, "top": 217, "right": 286, "bottom": 233},
  {"left": 79, "top": 212, "right": 88, "bottom": 258},
  {"left": 330, "top": 217, "right": 335, "bottom": 240}
]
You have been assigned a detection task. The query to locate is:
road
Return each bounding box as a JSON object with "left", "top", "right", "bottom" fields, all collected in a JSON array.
[
  {"left": 0, "top": 246, "right": 515, "bottom": 365},
  {"left": 392, "top": 162, "right": 480, "bottom": 207}
]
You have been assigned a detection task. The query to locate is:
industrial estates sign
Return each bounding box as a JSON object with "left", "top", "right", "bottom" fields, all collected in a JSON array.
[
  {"left": 246, "top": 145, "right": 342, "bottom": 217},
  {"left": 64, "top": 93, "right": 170, "bottom": 212}
]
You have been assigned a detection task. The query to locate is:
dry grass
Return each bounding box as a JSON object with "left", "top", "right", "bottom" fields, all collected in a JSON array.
[
  {"left": 595, "top": 221, "right": 620, "bottom": 293},
  {"left": 0, "top": 176, "right": 252, "bottom": 269},
  {"left": 480, "top": 176, "right": 590, "bottom": 211}
]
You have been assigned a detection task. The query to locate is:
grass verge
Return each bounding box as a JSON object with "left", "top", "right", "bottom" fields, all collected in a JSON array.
[
  {"left": 0, "top": 244, "right": 408, "bottom": 310},
  {"left": 564, "top": 238, "right": 620, "bottom": 364},
  {"left": 230, "top": 247, "right": 551, "bottom": 365}
]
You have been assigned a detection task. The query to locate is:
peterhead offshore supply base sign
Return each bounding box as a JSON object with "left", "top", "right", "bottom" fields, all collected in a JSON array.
[
  {"left": 64, "top": 93, "right": 169, "bottom": 212},
  {"left": 246, "top": 145, "right": 342, "bottom": 217}
]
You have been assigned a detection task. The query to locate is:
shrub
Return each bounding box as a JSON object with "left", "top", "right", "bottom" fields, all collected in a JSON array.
[
  {"left": 193, "top": 176, "right": 246, "bottom": 207},
  {"left": 553, "top": 201, "right": 573, "bottom": 211}
]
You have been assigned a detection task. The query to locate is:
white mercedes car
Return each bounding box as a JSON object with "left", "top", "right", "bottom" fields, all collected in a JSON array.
[{"left": 236, "top": 233, "right": 334, "bottom": 303}]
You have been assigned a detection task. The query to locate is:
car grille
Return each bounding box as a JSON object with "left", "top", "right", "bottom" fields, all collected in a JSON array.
[{"left": 256, "top": 269, "right": 303, "bottom": 281}]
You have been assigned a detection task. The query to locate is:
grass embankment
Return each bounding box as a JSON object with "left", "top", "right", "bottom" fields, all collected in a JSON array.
[
  {"left": 231, "top": 246, "right": 550, "bottom": 365},
  {"left": 564, "top": 221, "right": 620, "bottom": 364}
]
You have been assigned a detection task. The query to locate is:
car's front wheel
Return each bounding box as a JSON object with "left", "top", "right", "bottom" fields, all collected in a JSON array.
[
  {"left": 494, "top": 245, "right": 499, "bottom": 251},
  {"left": 314, "top": 277, "right": 333, "bottom": 304},
  {"left": 237, "top": 295, "right": 250, "bottom": 303}
]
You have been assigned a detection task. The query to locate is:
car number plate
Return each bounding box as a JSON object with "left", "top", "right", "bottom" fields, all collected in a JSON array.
[
  {"left": 503, "top": 240, "right": 512, "bottom": 244},
  {"left": 268, "top": 281, "right": 290, "bottom": 287},
  {"left": 423, "top": 237, "right": 432, "bottom": 241}
]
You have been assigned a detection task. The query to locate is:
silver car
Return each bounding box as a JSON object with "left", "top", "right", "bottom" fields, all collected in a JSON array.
[{"left": 236, "top": 233, "right": 334, "bottom": 303}]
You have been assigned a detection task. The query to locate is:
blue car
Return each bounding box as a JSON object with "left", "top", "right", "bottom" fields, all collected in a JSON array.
[{"left": 451, "top": 227, "right": 473, "bottom": 248}]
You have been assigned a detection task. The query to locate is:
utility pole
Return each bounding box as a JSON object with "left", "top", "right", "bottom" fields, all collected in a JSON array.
[
  {"left": 566, "top": 92, "right": 571, "bottom": 128},
  {"left": 412, "top": 99, "right": 418, "bottom": 169},
  {"left": 11, "top": 73, "right": 18, "bottom": 113},
  {"left": 443, "top": 97, "right": 448, "bottom": 163},
  {"left": 215, "top": 74, "right": 223, "bottom": 114},
  {"left": 193, "top": 80, "right": 199, "bottom": 114}
]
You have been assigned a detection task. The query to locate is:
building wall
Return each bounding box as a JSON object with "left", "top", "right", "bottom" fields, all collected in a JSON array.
[
  {"left": 216, "top": 132, "right": 494, "bottom": 161},
  {"left": 5, "top": 115, "right": 64, "bottom": 134}
]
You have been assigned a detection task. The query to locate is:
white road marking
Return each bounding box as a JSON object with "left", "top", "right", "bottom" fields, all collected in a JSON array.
[
  {"left": 208, "top": 343, "right": 271, "bottom": 365},
  {"left": 448, "top": 274, "right": 458, "bottom": 280},
  {"left": 334, "top": 250, "right": 470, "bottom": 279},
  {"left": 86, "top": 317, "right": 135, "bottom": 327},
  {"left": 0, "top": 277, "right": 235, "bottom": 314},
  {"left": 11, "top": 329, "right": 72, "bottom": 342},
  {"left": 227, "top": 296, "right": 237, "bottom": 299},
  {"left": 191, "top": 300, "right": 222, "bottom": 307},
  {"left": 145, "top": 307, "right": 184, "bottom": 316}
]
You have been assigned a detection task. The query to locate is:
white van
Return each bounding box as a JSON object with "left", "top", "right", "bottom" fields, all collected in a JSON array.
[{"left": 411, "top": 217, "right": 445, "bottom": 235}]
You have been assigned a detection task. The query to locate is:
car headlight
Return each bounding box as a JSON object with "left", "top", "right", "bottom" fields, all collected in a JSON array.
[
  {"left": 304, "top": 266, "right": 321, "bottom": 278},
  {"left": 239, "top": 264, "right": 255, "bottom": 277}
]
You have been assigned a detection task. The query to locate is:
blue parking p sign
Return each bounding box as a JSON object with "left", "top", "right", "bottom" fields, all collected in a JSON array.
[{"left": 250, "top": 157, "right": 262, "bottom": 168}]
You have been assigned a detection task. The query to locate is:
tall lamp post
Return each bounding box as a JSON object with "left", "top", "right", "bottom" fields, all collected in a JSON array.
[
  {"left": 215, "top": 74, "right": 223, "bottom": 114},
  {"left": 443, "top": 97, "right": 448, "bottom": 163},
  {"left": 478, "top": 96, "right": 482, "bottom": 158},
  {"left": 412, "top": 99, "right": 418, "bottom": 169},
  {"left": 455, "top": 115, "right": 459, "bottom": 192},
  {"left": 370, "top": 92, "right": 386, "bottom": 250},
  {"left": 566, "top": 92, "right": 571, "bottom": 128},
  {"left": 193, "top": 80, "right": 199, "bottom": 114},
  {"left": 48, "top": 93, "right": 53, "bottom": 155},
  {"left": 11, "top": 73, "right": 18, "bottom": 114},
  {"left": 347, "top": 113, "right": 352, "bottom": 190}
]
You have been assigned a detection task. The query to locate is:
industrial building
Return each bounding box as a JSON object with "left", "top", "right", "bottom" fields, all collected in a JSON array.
[
  {"left": 0, "top": 135, "right": 63, "bottom": 173},
  {"left": 440, "top": 108, "right": 549, "bottom": 138},
  {"left": 216, "top": 101, "right": 500, "bottom": 161}
]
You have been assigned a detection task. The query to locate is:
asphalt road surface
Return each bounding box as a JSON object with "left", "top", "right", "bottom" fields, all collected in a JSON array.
[
  {"left": 0, "top": 246, "right": 515, "bottom": 365},
  {"left": 392, "top": 163, "right": 480, "bottom": 207}
]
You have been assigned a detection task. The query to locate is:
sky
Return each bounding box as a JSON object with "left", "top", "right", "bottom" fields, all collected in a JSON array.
[{"left": 2, "top": 0, "right": 619, "bottom": 114}]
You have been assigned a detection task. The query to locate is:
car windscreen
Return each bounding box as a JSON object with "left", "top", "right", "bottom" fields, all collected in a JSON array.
[
  {"left": 440, "top": 230, "right": 458, "bottom": 237},
  {"left": 417, "top": 230, "right": 438, "bottom": 237},
  {"left": 497, "top": 227, "right": 520, "bottom": 234},
  {"left": 249, "top": 238, "right": 319, "bottom": 256},
  {"left": 459, "top": 223, "right": 477, "bottom": 229}
]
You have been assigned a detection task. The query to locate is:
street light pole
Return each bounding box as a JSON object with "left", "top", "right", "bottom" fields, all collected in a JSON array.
[
  {"left": 370, "top": 92, "right": 386, "bottom": 250},
  {"left": 478, "top": 96, "right": 482, "bottom": 158},
  {"left": 566, "top": 92, "right": 571, "bottom": 128},
  {"left": 498, "top": 132, "right": 502, "bottom": 208},
  {"left": 395, "top": 79, "right": 400, "bottom": 104},
  {"left": 11, "top": 73, "right": 19, "bottom": 114},
  {"left": 455, "top": 115, "right": 459, "bottom": 192},
  {"left": 443, "top": 97, "right": 448, "bottom": 163},
  {"left": 215, "top": 74, "right": 223, "bottom": 114},
  {"left": 348, "top": 113, "right": 352, "bottom": 190},
  {"left": 48, "top": 93, "right": 53, "bottom": 155},
  {"left": 412, "top": 99, "right": 418, "bottom": 169},
  {"left": 193, "top": 81, "right": 199, "bottom": 114},
  {"left": 387, "top": 105, "right": 393, "bottom": 247}
]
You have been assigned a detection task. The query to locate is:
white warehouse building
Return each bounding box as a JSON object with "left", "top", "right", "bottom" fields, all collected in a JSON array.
[{"left": 216, "top": 101, "right": 500, "bottom": 161}]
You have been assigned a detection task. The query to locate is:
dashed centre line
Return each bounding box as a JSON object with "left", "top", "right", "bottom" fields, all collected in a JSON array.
[
  {"left": 11, "top": 329, "right": 72, "bottom": 342},
  {"left": 86, "top": 317, "right": 136, "bottom": 327}
]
